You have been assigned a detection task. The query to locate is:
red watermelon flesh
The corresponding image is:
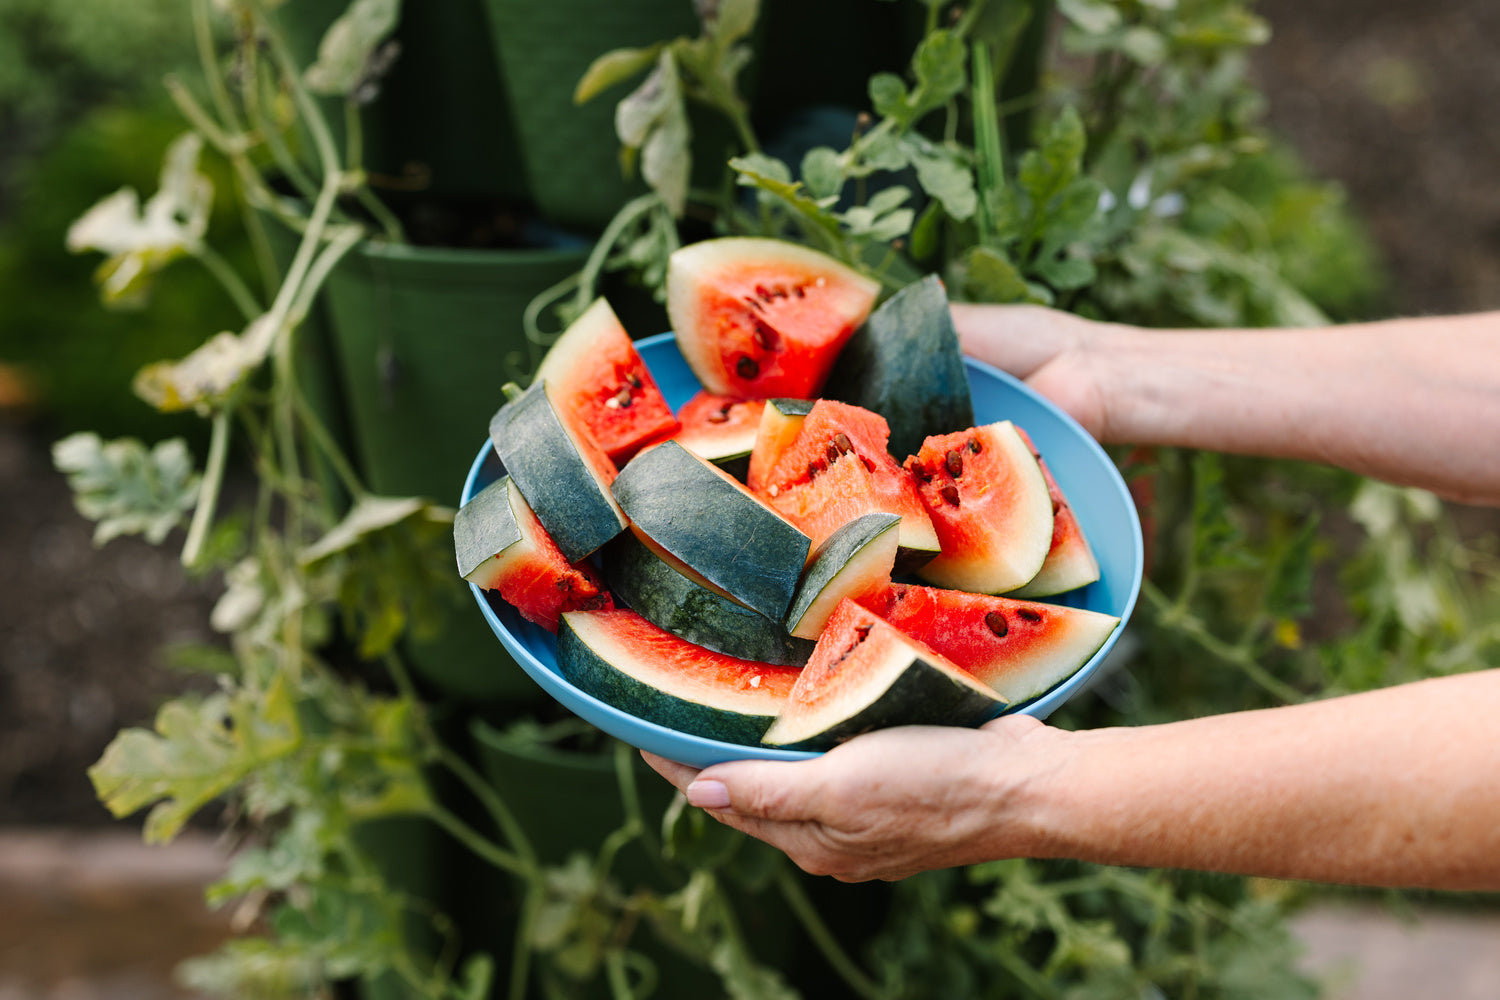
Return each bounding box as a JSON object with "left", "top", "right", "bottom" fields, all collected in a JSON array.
[
  {"left": 460, "top": 479, "right": 614, "bottom": 633},
  {"left": 534, "top": 298, "right": 679, "bottom": 462},
  {"left": 906, "top": 421, "right": 1053, "bottom": 594},
  {"left": 757, "top": 400, "right": 938, "bottom": 562},
  {"left": 667, "top": 238, "right": 881, "bottom": 399},
  {"left": 1009, "top": 428, "right": 1101, "bottom": 597},
  {"left": 667, "top": 391, "right": 766, "bottom": 464},
  {"left": 859, "top": 584, "right": 1119, "bottom": 705}
]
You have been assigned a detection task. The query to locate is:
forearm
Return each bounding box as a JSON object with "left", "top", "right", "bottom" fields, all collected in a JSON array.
[
  {"left": 1010, "top": 669, "right": 1500, "bottom": 889},
  {"left": 1091, "top": 315, "right": 1500, "bottom": 505}
]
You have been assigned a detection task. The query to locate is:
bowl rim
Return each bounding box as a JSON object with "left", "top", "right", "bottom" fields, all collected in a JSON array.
[{"left": 461, "top": 332, "right": 1143, "bottom": 765}]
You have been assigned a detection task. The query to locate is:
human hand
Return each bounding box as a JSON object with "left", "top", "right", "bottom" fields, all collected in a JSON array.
[
  {"left": 949, "top": 303, "right": 1119, "bottom": 442},
  {"left": 641, "top": 715, "right": 1067, "bottom": 882}
]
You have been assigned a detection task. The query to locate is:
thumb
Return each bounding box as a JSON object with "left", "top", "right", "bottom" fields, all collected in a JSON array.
[{"left": 686, "top": 760, "right": 822, "bottom": 822}]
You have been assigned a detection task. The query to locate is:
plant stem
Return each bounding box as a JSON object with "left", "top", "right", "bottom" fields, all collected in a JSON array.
[
  {"left": 774, "top": 868, "right": 889, "bottom": 1000},
  {"left": 181, "top": 405, "right": 232, "bottom": 569},
  {"left": 193, "top": 243, "right": 263, "bottom": 320},
  {"left": 191, "top": 0, "right": 244, "bottom": 137},
  {"left": 509, "top": 885, "right": 540, "bottom": 1000},
  {"left": 1142, "top": 581, "right": 1305, "bottom": 704},
  {"left": 433, "top": 738, "right": 540, "bottom": 870},
  {"left": 429, "top": 804, "right": 529, "bottom": 878},
  {"left": 572, "top": 194, "right": 664, "bottom": 316},
  {"left": 612, "top": 740, "right": 660, "bottom": 858},
  {"left": 971, "top": 41, "right": 1005, "bottom": 247}
]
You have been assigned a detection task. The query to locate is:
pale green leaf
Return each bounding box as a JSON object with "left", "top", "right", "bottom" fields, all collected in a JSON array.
[
  {"left": 615, "top": 52, "right": 680, "bottom": 149},
  {"left": 300, "top": 495, "right": 433, "bottom": 564},
  {"left": 133, "top": 318, "right": 276, "bottom": 413},
  {"left": 574, "top": 45, "right": 663, "bottom": 105},
  {"left": 704, "top": 0, "right": 759, "bottom": 47},
  {"left": 88, "top": 676, "right": 301, "bottom": 843},
  {"left": 800, "top": 146, "right": 845, "bottom": 201},
  {"left": 304, "top": 0, "right": 402, "bottom": 97},
  {"left": 911, "top": 149, "right": 977, "bottom": 220},
  {"left": 1036, "top": 253, "right": 1097, "bottom": 290},
  {"left": 868, "top": 73, "right": 910, "bottom": 121},
  {"left": 866, "top": 185, "right": 911, "bottom": 217},
  {"left": 910, "top": 29, "right": 967, "bottom": 116},
  {"left": 860, "top": 131, "right": 910, "bottom": 173},
  {"left": 641, "top": 87, "right": 692, "bottom": 216},
  {"left": 1057, "top": 0, "right": 1122, "bottom": 34},
  {"left": 53, "top": 433, "right": 199, "bottom": 546},
  {"left": 963, "top": 246, "right": 1031, "bottom": 303},
  {"left": 1120, "top": 25, "right": 1169, "bottom": 65}
]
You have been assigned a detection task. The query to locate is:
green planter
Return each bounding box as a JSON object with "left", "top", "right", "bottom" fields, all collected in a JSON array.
[
  {"left": 320, "top": 240, "right": 588, "bottom": 702},
  {"left": 276, "top": 0, "right": 529, "bottom": 205},
  {"left": 481, "top": 0, "right": 700, "bottom": 232}
]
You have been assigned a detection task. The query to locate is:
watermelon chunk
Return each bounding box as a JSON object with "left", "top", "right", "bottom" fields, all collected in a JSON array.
[
  {"left": 907, "top": 421, "right": 1053, "bottom": 594},
  {"left": 757, "top": 400, "right": 939, "bottom": 568},
  {"left": 534, "top": 298, "right": 679, "bottom": 462},
  {"left": 1009, "top": 428, "right": 1101, "bottom": 597},
  {"left": 762, "top": 599, "right": 1006, "bottom": 750},
  {"left": 667, "top": 238, "right": 880, "bottom": 399},
  {"left": 666, "top": 390, "right": 765, "bottom": 478},
  {"left": 559, "top": 609, "right": 802, "bottom": 746},
  {"left": 455, "top": 477, "right": 613, "bottom": 632},
  {"left": 860, "top": 584, "right": 1119, "bottom": 705}
]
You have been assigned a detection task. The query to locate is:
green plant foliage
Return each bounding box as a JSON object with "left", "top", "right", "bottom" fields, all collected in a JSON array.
[{"left": 55, "top": 0, "right": 1499, "bottom": 998}]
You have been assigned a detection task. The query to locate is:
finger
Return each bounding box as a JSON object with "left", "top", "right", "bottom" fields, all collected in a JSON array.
[
  {"left": 951, "top": 303, "right": 1079, "bottom": 378},
  {"left": 690, "top": 758, "right": 826, "bottom": 822},
  {"left": 639, "top": 751, "right": 700, "bottom": 793}
]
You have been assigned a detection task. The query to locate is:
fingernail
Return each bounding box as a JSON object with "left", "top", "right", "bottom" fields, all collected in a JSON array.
[{"left": 686, "top": 779, "right": 731, "bottom": 811}]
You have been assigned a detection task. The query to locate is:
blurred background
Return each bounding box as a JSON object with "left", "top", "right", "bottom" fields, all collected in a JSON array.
[{"left": 1, "top": 0, "right": 1498, "bottom": 997}]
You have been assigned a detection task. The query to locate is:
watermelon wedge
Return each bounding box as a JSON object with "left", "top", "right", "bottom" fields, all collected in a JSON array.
[
  {"left": 860, "top": 584, "right": 1119, "bottom": 705},
  {"left": 667, "top": 238, "right": 880, "bottom": 399},
  {"left": 454, "top": 477, "right": 613, "bottom": 632},
  {"left": 762, "top": 599, "right": 1006, "bottom": 750},
  {"left": 1009, "top": 428, "right": 1101, "bottom": 597},
  {"left": 907, "top": 421, "right": 1053, "bottom": 594},
  {"left": 559, "top": 609, "right": 802, "bottom": 746},
  {"left": 534, "top": 298, "right": 679, "bottom": 462}
]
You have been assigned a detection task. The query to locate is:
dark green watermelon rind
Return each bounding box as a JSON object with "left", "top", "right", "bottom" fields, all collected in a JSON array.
[
  {"left": 784, "top": 512, "right": 901, "bottom": 640},
  {"left": 454, "top": 476, "right": 523, "bottom": 580},
  {"left": 558, "top": 613, "right": 788, "bottom": 746},
  {"left": 611, "top": 440, "right": 811, "bottom": 622},
  {"left": 489, "top": 381, "right": 625, "bottom": 563},
  {"left": 601, "top": 532, "right": 815, "bottom": 666},
  {"left": 823, "top": 274, "right": 975, "bottom": 462},
  {"left": 762, "top": 648, "right": 1006, "bottom": 751}
]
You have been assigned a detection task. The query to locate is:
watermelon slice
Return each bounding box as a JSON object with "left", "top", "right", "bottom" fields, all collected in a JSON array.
[
  {"left": 745, "top": 397, "right": 814, "bottom": 493},
  {"left": 756, "top": 400, "right": 939, "bottom": 567},
  {"left": 860, "top": 584, "right": 1119, "bottom": 705},
  {"left": 666, "top": 390, "right": 766, "bottom": 479},
  {"left": 534, "top": 298, "right": 679, "bottom": 462},
  {"left": 667, "top": 238, "right": 881, "bottom": 399},
  {"left": 761, "top": 599, "right": 1006, "bottom": 750},
  {"left": 454, "top": 476, "right": 613, "bottom": 632},
  {"left": 558, "top": 609, "right": 802, "bottom": 746},
  {"left": 784, "top": 512, "right": 901, "bottom": 640},
  {"left": 1009, "top": 428, "right": 1101, "bottom": 597},
  {"left": 906, "top": 421, "right": 1053, "bottom": 594}
]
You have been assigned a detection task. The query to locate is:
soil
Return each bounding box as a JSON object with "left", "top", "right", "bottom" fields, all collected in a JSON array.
[{"left": 3, "top": 0, "right": 1500, "bottom": 829}]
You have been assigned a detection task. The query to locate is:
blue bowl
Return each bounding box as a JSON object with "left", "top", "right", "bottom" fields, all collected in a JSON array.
[{"left": 462, "top": 333, "right": 1143, "bottom": 768}]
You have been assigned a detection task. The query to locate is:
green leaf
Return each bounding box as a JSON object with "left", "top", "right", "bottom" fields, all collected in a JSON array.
[
  {"left": 1120, "top": 25, "right": 1169, "bottom": 65},
  {"left": 910, "top": 29, "right": 967, "bottom": 116},
  {"left": 575, "top": 45, "right": 664, "bottom": 104},
  {"left": 1035, "top": 253, "right": 1096, "bottom": 290},
  {"left": 1056, "top": 0, "right": 1122, "bottom": 34},
  {"left": 704, "top": 0, "right": 760, "bottom": 47},
  {"left": 662, "top": 793, "right": 743, "bottom": 869},
  {"left": 453, "top": 954, "right": 496, "bottom": 1000},
  {"left": 300, "top": 496, "right": 441, "bottom": 565},
  {"left": 868, "top": 72, "right": 910, "bottom": 121},
  {"left": 133, "top": 316, "right": 277, "bottom": 413},
  {"left": 642, "top": 90, "right": 692, "bottom": 217},
  {"left": 867, "top": 185, "right": 912, "bottom": 217},
  {"left": 909, "top": 201, "right": 943, "bottom": 262},
  {"left": 800, "top": 146, "right": 845, "bottom": 201},
  {"left": 911, "top": 148, "right": 977, "bottom": 221},
  {"left": 88, "top": 675, "right": 301, "bottom": 843},
  {"left": 1019, "top": 106, "right": 1086, "bottom": 210},
  {"left": 615, "top": 53, "right": 679, "bottom": 149},
  {"left": 53, "top": 433, "right": 199, "bottom": 546},
  {"left": 65, "top": 133, "right": 212, "bottom": 308},
  {"left": 304, "top": 0, "right": 402, "bottom": 97},
  {"left": 963, "top": 246, "right": 1031, "bottom": 303},
  {"left": 860, "top": 131, "right": 911, "bottom": 173}
]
